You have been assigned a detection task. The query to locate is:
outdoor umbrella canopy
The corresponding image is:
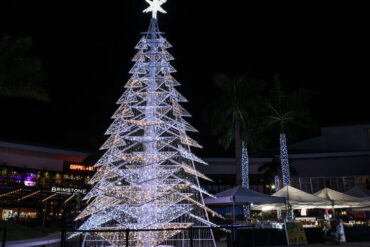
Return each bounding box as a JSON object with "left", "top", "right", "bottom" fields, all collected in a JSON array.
[
  {"left": 314, "top": 187, "right": 370, "bottom": 208},
  {"left": 270, "top": 185, "right": 332, "bottom": 209},
  {"left": 204, "top": 186, "right": 285, "bottom": 205}
]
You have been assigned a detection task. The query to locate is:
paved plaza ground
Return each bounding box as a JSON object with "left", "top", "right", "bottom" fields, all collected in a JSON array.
[
  {"left": 216, "top": 242, "right": 370, "bottom": 247},
  {"left": 296, "top": 244, "right": 367, "bottom": 247}
]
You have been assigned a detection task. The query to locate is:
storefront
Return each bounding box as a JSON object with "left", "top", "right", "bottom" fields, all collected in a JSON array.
[
  {"left": 0, "top": 161, "right": 96, "bottom": 187},
  {"left": 0, "top": 162, "right": 95, "bottom": 225}
]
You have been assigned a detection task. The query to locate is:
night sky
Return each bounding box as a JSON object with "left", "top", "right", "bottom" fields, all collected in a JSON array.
[{"left": 0, "top": 1, "right": 369, "bottom": 157}]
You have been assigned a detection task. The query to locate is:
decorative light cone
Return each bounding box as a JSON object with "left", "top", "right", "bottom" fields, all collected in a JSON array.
[{"left": 72, "top": 2, "right": 219, "bottom": 247}]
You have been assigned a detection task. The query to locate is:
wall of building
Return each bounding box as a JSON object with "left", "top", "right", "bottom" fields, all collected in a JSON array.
[
  {"left": 0, "top": 141, "right": 89, "bottom": 172},
  {"left": 290, "top": 124, "right": 370, "bottom": 152},
  {"left": 1, "top": 139, "right": 370, "bottom": 194}
]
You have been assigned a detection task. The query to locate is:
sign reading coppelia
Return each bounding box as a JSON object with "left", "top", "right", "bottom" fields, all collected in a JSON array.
[{"left": 51, "top": 186, "right": 87, "bottom": 195}]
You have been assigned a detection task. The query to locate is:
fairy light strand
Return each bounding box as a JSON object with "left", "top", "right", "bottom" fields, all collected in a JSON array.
[
  {"left": 280, "top": 133, "right": 291, "bottom": 186},
  {"left": 241, "top": 141, "right": 250, "bottom": 219}
]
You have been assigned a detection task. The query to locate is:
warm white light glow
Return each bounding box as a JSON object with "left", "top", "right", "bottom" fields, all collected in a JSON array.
[
  {"left": 143, "top": 0, "right": 167, "bottom": 19},
  {"left": 262, "top": 206, "right": 275, "bottom": 211},
  {"left": 300, "top": 208, "right": 307, "bottom": 216}
]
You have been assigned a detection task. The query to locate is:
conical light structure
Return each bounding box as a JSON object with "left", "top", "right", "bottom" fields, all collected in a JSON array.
[{"left": 73, "top": 18, "right": 219, "bottom": 247}]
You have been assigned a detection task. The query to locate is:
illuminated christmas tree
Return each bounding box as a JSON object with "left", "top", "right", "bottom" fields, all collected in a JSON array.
[{"left": 72, "top": 1, "right": 220, "bottom": 246}]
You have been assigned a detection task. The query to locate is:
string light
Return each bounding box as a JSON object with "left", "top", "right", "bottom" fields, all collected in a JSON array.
[
  {"left": 65, "top": 194, "right": 75, "bottom": 204},
  {"left": 42, "top": 193, "right": 57, "bottom": 202},
  {"left": 17, "top": 190, "right": 40, "bottom": 201},
  {"left": 0, "top": 189, "right": 21, "bottom": 198},
  {"left": 72, "top": 7, "right": 217, "bottom": 247},
  {"left": 241, "top": 141, "right": 251, "bottom": 219},
  {"left": 280, "top": 133, "right": 291, "bottom": 186}
]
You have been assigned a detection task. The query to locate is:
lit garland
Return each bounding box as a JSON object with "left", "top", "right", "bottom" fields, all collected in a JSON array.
[
  {"left": 42, "top": 193, "right": 57, "bottom": 202},
  {"left": 65, "top": 194, "right": 75, "bottom": 204},
  {"left": 241, "top": 141, "right": 249, "bottom": 188},
  {"left": 17, "top": 190, "right": 41, "bottom": 201},
  {"left": 178, "top": 145, "right": 208, "bottom": 165},
  {"left": 280, "top": 133, "right": 291, "bottom": 186},
  {"left": 72, "top": 2, "right": 217, "bottom": 246},
  {"left": 0, "top": 189, "right": 22, "bottom": 198},
  {"left": 180, "top": 132, "right": 203, "bottom": 148},
  {"left": 181, "top": 162, "right": 212, "bottom": 182},
  {"left": 274, "top": 175, "right": 280, "bottom": 191}
]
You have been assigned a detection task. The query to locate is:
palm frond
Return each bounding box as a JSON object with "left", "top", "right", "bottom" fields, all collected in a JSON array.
[{"left": 0, "top": 83, "right": 50, "bottom": 102}]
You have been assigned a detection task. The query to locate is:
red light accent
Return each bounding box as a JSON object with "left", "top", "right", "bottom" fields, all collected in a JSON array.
[{"left": 354, "top": 212, "right": 366, "bottom": 218}]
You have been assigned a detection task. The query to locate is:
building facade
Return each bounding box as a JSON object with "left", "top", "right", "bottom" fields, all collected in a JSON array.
[
  {"left": 0, "top": 141, "right": 93, "bottom": 223},
  {"left": 1, "top": 124, "right": 370, "bottom": 222}
]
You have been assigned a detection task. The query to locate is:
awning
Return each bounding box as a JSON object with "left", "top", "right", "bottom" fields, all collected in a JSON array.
[
  {"left": 204, "top": 186, "right": 285, "bottom": 206},
  {"left": 314, "top": 187, "right": 370, "bottom": 208},
  {"left": 269, "top": 185, "right": 332, "bottom": 209}
]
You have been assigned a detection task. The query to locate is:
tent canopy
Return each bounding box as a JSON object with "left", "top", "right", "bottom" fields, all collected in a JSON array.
[
  {"left": 204, "top": 186, "right": 285, "bottom": 206},
  {"left": 314, "top": 187, "right": 369, "bottom": 208},
  {"left": 271, "top": 185, "right": 331, "bottom": 209},
  {"left": 345, "top": 185, "right": 370, "bottom": 198}
]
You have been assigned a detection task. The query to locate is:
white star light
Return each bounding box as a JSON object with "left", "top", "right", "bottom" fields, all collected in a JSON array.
[{"left": 143, "top": 0, "right": 167, "bottom": 19}]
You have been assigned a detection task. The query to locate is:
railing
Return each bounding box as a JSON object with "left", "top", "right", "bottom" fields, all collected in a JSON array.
[{"left": 60, "top": 225, "right": 255, "bottom": 247}]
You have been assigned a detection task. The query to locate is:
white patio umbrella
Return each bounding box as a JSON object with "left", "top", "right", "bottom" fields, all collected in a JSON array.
[
  {"left": 204, "top": 186, "right": 285, "bottom": 205},
  {"left": 269, "top": 185, "right": 332, "bottom": 210},
  {"left": 314, "top": 187, "right": 369, "bottom": 208},
  {"left": 314, "top": 187, "right": 370, "bottom": 215},
  {"left": 204, "top": 186, "right": 285, "bottom": 223}
]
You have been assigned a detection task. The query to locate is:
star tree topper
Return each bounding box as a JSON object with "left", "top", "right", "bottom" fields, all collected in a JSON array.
[{"left": 143, "top": 0, "right": 167, "bottom": 19}]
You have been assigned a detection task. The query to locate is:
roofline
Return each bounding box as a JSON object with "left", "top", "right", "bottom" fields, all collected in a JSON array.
[
  {"left": 1, "top": 140, "right": 369, "bottom": 161},
  {"left": 321, "top": 123, "right": 370, "bottom": 128},
  {"left": 0, "top": 141, "right": 91, "bottom": 157},
  {"left": 288, "top": 151, "right": 370, "bottom": 159},
  {"left": 204, "top": 151, "right": 370, "bottom": 162},
  {"left": 203, "top": 157, "right": 272, "bottom": 162}
]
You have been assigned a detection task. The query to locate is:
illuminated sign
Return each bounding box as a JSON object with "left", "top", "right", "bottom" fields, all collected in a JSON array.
[
  {"left": 69, "top": 164, "right": 95, "bottom": 172},
  {"left": 63, "top": 162, "right": 96, "bottom": 174},
  {"left": 24, "top": 173, "right": 37, "bottom": 187},
  {"left": 51, "top": 186, "right": 87, "bottom": 195}
]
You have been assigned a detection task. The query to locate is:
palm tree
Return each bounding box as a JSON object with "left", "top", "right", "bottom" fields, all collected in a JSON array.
[
  {"left": 0, "top": 35, "right": 49, "bottom": 101},
  {"left": 265, "top": 74, "right": 313, "bottom": 186},
  {"left": 207, "top": 74, "right": 266, "bottom": 185}
]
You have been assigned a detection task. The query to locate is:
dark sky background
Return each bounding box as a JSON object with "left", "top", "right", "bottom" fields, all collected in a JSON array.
[{"left": 0, "top": 1, "right": 369, "bottom": 157}]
